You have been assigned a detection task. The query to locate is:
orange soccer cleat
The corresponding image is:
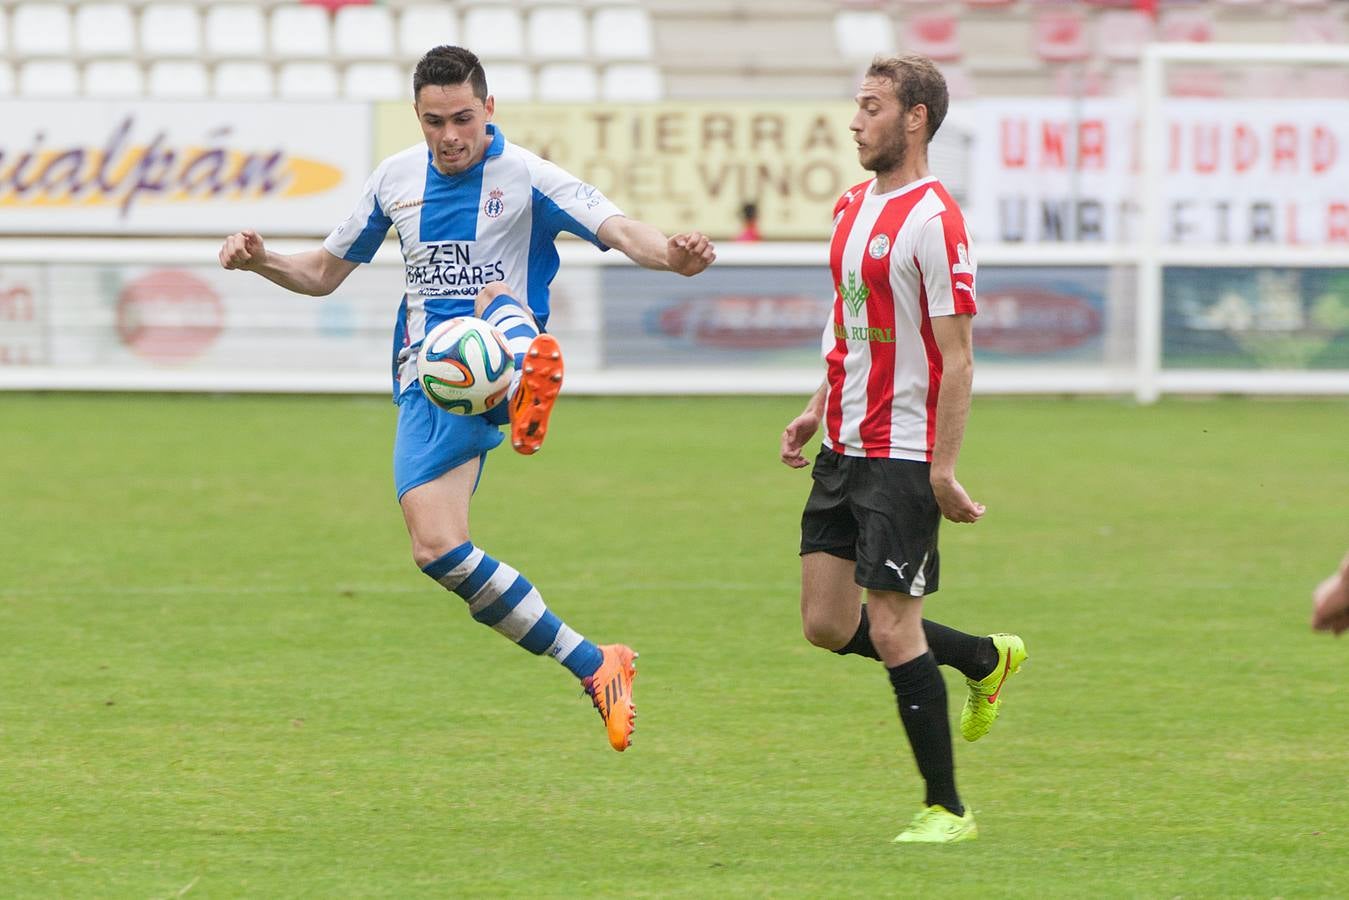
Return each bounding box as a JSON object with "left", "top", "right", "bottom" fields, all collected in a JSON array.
[
  {"left": 509, "top": 334, "right": 564, "bottom": 455},
  {"left": 582, "top": 644, "right": 638, "bottom": 751}
]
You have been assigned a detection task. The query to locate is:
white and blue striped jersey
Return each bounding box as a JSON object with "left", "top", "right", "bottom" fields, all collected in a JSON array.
[{"left": 323, "top": 125, "right": 623, "bottom": 395}]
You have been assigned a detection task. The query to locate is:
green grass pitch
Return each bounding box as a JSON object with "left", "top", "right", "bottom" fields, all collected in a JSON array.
[{"left": 2, "top": 392, "right": 1347, "bottom": 897}]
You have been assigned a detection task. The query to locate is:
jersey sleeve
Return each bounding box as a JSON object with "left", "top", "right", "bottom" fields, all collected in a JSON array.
[
  {"left": 323, "top": 166, "right": 393, "bottom": 264},
  {"left": 528, "top": 157, "right": 624, "bottom": 249},
  {"left": 914, "top": 208, "right": 977, "bottom": 317}
]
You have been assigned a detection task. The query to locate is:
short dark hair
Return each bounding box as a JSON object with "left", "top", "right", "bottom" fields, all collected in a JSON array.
[
  {"left": 413, "top": 46, "right": 488, "bottom": 101},
  {"left": 866, "top": 54, "right": 949, "bottom": 142}
]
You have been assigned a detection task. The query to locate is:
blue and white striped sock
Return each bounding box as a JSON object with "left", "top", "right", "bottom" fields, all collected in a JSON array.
[
  {"left": 422, "top": 541, "right": 604, "bottom": 680},
  {"left": 481, "top": 295, "right": 539, "bottom": 397}
]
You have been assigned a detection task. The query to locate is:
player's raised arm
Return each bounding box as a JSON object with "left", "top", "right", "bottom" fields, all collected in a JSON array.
[
  {"left": 596, "top": 216, "right": 716, "bottom": 276},
  {"left": 218, "top": 229, "right": 359, "bottom": 297}
]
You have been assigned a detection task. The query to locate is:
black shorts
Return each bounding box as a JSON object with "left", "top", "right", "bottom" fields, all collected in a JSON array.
[{"left": 799, "top": 446, "right": 941, "bottom": 596}]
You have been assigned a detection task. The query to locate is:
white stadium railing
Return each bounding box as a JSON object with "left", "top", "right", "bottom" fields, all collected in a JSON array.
[{"left": 2, "top": 236, "right": 1345, "bottom": 401}]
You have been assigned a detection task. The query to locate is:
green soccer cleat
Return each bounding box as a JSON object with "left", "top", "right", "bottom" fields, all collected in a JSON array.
[
  {"left": 960, "top": 633, "right": 1027, "bottom": 743},
  {"left": 892, "top": 805, "right": 978, "bottom": 844}
]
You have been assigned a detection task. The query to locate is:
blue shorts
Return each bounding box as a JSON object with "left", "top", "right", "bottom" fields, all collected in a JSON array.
[{"left": 394, "top": 384, "right": 507, "bottom": 500}]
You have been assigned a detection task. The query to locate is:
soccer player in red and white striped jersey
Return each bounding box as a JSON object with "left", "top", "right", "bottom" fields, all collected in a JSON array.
[{"left": 781, "top": 55, "right": 1026, "bottom": 844}]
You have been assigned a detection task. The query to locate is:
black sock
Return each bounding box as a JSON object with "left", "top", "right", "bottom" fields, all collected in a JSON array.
[
  {"left": 835, "top": 606, "right": 997, "bottom": 682},
  {"left": 922, "top": 620, "right": 998, "bottom": 681},
  {"left": 833, "top": 604, "right": 881, "bottom": 660},
  {"left": 888, "top": 651, "right": 962, "bottom": 816}
]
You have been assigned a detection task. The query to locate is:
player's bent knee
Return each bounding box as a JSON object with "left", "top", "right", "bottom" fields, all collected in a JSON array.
[
  {"left": 474, "top": 281, "right": 514, "bottom": 313},
  {"left": 411, "top": 536, "right": 468, "bottom": 570},
  {"left": 801, "top": 616, "right": 851, "bottom": 651}
]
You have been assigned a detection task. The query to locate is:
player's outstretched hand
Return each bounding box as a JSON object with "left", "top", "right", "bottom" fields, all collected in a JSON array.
[
  {"left": 1311, "top": 552, "right": 1349, "bottom": 636},
  {"left": 668, "top": 231, "right": 716, "bottom": 277},
  {"left": 781, "top": 410, "right": 820, "bottom": 469},
  {"left": 219, "top": 229, "right": 267, "bottom": 271},
  {"left": 931, "top": 475, "right": 985, "bottom": 524}
]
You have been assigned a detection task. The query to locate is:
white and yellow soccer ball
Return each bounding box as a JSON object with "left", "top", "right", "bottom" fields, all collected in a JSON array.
[{"left": 417, "top": 317, "right": 515, "bottom": 415}]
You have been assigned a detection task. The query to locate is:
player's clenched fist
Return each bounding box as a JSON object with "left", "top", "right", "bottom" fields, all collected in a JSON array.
[
  {"left": 219, "top": 230, "right": 266, "bottom": 271},
  {"left": 668, "top": 231, "right": 715, "bottom": 277}
]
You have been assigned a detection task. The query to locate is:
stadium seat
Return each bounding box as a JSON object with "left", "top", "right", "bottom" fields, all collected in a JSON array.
[
  {"left": 600, "top": 62, "right": 663, "bottom": 101},
  {"left": 905, "top": 12, "right": 961, "bottom": 62},
  {"left": 939, "top": 63, "right": 976, "bottom": 100},
  {"left": 1301, "top": 68, "right": 1349, "bottom": 99},
  {"left": 214, "top": 61, "right": 275, "bottom": 98},
  {"left": 141, "top": 5, "right": 202, "bottom": 58},
  {"left": 834, "top": 10, "right": 895, "bottom": 60},
  {"left": 1168, "top": 67, "right": 1225, "bottom": 98},
  {"left": 342, "top": 62, "right": 406, "bottom": 100},
  {"left": 1291, "top": 13, "right": 1345, "bottom": 43},
  {"left": 398, "top": 6, "right": 458, "bottom": 60},
  {"left": 1159, "top": 9, "right": 1214, "bottom": 43},
  {"left": 463, "top": 5, "right": 525, "bottom": 59},
  {"left": 1053, "top": 66, "right": 1109, "bottom": 98},
  {"left": 277, "top": 60, "right": 341, "bottom": 99},
  {"left": 526, "top": 6, "right": 588, "bottom": 60},
  {"left": 334, "top": 6, "right": 395, "bottom": 59},
  {"left": 18, "top": 60, "right": 80, "bottom": 96},
  {"left": 1238, "top": 65, "right": 1298, "bottom": 100},
  {"left": 82, "top": 60, "right": 144, "bottom": 97},
  {"left": 12, "top": 4, "right": 73, "bottom": 57},
  {"left": 485, "top": 62, "right": 532, "bottom": 100},
  {"left": 74, "top": 4, "right": 135, "bottom": 58},
  {"left": 536, "top": 62, "right": 598, "bottom": 101},
  {"left": 205, "top": 6, "right": 267, "bottom": 58},
  {"left": 591, "top": 6, "right": 653, "bottom": 60},
  {"left": 1033, "top": 11, "right": 1089, "bottom": 64},
  {"left": 148, "top": 60, "right": 210, "bottom": 97},
  {"left": 1097, "top": 9, "right": 1152, "bottom": 62},
  {"left": 270, "top": 6, "right": 332, "bottom": 59},
  {"left": 302, "top": 0, "right": 370, "bottom": 12}
]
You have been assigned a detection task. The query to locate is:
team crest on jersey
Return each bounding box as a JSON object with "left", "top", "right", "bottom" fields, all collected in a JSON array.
[
  {"left": 868, "top": 234, "right": 891, "bottom": 259},
  {"left": 483, "top": 188, "right": 505, "bottom": 218}
]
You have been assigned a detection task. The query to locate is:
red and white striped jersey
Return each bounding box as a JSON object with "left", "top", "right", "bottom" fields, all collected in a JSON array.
[{"left": 821, "top": 175, "right": 977, "bottom": 462}]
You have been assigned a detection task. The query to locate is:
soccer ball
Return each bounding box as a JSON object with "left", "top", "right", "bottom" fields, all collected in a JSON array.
[{"left": 417, "top": 317, "right": 515, "bottom": 415}]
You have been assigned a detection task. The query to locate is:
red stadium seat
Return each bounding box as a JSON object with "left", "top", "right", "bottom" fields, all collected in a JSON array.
[
  {"left": 1053, "top": 66, "right": 1110, "bottom": 97},
  {"left": 905, "top": 12, "right": 961, "bottom": 62},
  {"left": 1168, "top": 66, "right": 1225, "bottom": 97},
  {"left": 1034, "top": 11, "right": 1089, "bottom": 63},
  {"left": 1290, "top": 13, "right": 1345, "bottom": 43},
  {"left": 1097, "top": 9, "right": 1153, "bottom": 62},
  {"left": 1158, "top": 9, "right": 1214, "bottom": 43},
  {"left": 301, "top": 0, "right": 371, "bottom": 12}
]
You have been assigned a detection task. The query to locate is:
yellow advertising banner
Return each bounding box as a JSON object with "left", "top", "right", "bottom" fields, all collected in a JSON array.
[{"left": 374, "top": 101, "right": 864, "bottom": 240}]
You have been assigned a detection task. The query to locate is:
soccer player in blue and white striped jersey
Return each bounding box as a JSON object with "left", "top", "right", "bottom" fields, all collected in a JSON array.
[{"left": 218, "top": 46, "right": 715, "bottom": 751}]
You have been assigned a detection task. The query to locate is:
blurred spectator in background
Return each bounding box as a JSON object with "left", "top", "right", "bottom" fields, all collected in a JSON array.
[
  {"left": 1311, "top": 551, "right": 1349, "bottom": 636},
  {"left": 735, "top": 201, "right": 762, "bottom": 242}
]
